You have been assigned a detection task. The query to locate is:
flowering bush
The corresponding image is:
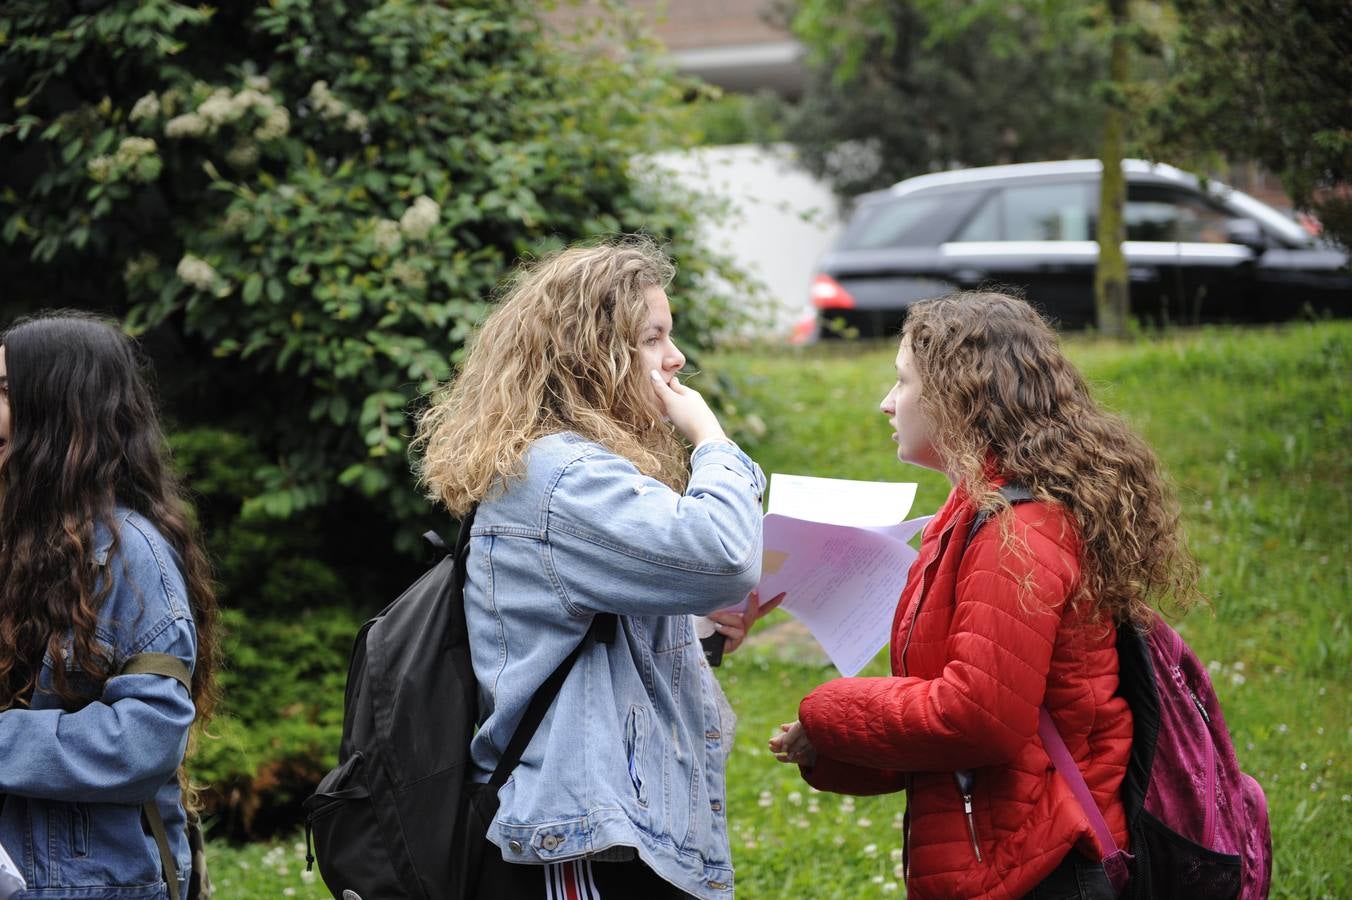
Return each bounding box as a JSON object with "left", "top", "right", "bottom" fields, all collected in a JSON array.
[
  {"left": 1, "top": 0, "right": 752, "bottom": 541},
  {"left": 1, "top": 0, "right": 757, "bottom": 831}
]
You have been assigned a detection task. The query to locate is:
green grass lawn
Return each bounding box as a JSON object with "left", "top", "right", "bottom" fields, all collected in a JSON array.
[{"left": 220, "top": 322, "right": 1350, "bottom": 898}]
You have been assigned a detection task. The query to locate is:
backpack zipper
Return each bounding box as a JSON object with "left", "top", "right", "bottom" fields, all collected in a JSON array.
[
  {"left": 1188, "top": 683, "right": 1218, "bottom": 846},
  {"left": 954, "top": 770, "right": 983, "bottom": 862}
]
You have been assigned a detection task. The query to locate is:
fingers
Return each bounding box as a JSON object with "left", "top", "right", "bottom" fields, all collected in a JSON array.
[{"left": 758, "top": 591, "right": 786, "bottom": 617}]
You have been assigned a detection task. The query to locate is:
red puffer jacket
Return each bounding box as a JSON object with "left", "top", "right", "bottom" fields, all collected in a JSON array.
[{"left": 798, "top": 485, "right": 1132, "bottom": 899}]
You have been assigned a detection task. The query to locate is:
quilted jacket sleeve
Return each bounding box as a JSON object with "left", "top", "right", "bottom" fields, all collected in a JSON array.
[
  {"left": 799, "top": 503, "right": 1080, "bottom": 773},
  {"left": 800, "top": 756, "right": 906, "bottom": 796}
]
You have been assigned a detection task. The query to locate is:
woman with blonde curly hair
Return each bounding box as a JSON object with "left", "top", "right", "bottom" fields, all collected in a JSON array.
[
  {"left": 771, "top": 292, "right": 1201, "bottom": 899},
  {"left": 414, "top": 238, "right": 778, "bottom": 899}
]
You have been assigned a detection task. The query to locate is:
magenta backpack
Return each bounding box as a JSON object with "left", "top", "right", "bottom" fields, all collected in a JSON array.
[
  {"left": 973, "top": 487, "right": 1273, "bottom": 898},
  {"left": 1042, "top": 616, "right": 1272, "bottom": 898}
]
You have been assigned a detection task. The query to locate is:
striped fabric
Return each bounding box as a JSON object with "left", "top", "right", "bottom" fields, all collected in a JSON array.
[{"left": 545, "top": 859, "right": 601, "bottom": 900}]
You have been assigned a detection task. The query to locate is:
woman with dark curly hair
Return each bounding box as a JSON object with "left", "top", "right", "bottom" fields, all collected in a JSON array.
[
  {"left": 0, "top": 313, "right": 219, "bottom": 899},
  {"left": 771, "top": 292, "right": 1201, "bottom": 899}
]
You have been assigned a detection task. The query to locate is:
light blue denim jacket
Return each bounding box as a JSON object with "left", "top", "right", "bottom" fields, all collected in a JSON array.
[
  {"left": 466, "top": 433, "right": 765, "bottom": 899},
  {"left": 0, "top": 508, "right": 196, "bottom": 898}
]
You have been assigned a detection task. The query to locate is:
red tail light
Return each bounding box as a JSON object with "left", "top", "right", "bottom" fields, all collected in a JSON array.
[{"left": 810, "top": 274, "right": 856, "bottom": 309}]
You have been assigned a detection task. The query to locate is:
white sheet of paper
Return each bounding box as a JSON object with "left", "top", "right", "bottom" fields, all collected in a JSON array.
[
  {"left": 0, "top": 839, "right": 25, "bottom": 897},
  {"left": 757, "top": 474, "right": 933, "bottom": 676},
  {"left": 766, "top": 473, "right": 917, "bottom": 527}
]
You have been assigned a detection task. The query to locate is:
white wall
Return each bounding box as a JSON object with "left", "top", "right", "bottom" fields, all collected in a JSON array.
[{"left": 648, "top": 143, "right": 842, "bottom": 338}]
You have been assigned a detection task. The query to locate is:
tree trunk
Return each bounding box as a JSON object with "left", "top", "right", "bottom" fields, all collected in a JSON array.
[{"left": 1094, "top": 0, "right": 1130, "bottom": 339}]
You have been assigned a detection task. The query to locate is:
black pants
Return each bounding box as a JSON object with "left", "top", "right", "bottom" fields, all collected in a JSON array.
[
  {"left": 1026, "top": 850, "right": 1116, "bottom": 900},
  {"left": 474, "top": 852, "right": 697, "bottom": 899}
]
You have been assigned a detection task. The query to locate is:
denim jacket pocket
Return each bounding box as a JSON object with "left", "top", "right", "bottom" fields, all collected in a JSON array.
[
  {"left": 70, "top": 803, "right": 91, "bottom": 857},
  {"left": 624, "top": 704, "right": 650, "bottom": 807}
]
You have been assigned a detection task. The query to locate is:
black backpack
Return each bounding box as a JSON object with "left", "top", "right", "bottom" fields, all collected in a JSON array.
[{"left": 304, "top": 509, "right": 615, "bottom": 900}]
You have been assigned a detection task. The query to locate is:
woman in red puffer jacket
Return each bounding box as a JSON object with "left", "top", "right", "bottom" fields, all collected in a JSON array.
[{"left": 770, "top": 292, "right": 1203, "bottom": 899}]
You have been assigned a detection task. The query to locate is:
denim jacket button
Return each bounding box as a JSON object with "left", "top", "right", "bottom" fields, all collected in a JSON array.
[
  {"left": 710, "top": 800, "right": 722, "bottom": 812},
  {"left": 705, "top": 729, "right": 721, "bottom": 740},
  {"left": 708, "top": 880, "right": 729, "bottom": 890},
  {"left": 508, "top": 840, "right": 524, "bottom": 853},
  {"left": 541, "top": 834, "right": 562, "bottom": 851}
]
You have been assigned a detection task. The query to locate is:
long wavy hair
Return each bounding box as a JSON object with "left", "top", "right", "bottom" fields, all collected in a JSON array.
[
  {"left": 415, "top": 238, "right": 688, "bottom": 515},
  {"left": 0, "top": 313, "right": 219, "bottom": 727},
  {"left": 902, "top": 292, "right": 1201, "bottom": 626}
]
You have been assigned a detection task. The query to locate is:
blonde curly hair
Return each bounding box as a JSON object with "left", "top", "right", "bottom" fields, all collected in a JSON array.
[
  {"left": 902, "top": 291, "right": 1201, "bottom": 626},
  {"left": 414, "top": 237, "right": 688, "bottom": 515}
]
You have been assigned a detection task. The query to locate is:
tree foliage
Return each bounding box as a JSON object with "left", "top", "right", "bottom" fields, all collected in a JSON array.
[
  {"left": 1146, "top": 0, "right": 1352, "bottom": 249},
  {"left": 777, "top": 0, "right": 1107, "bottom": 200},
  {"left": 0, "top": 0, "right": 750, "bottom": 552}
]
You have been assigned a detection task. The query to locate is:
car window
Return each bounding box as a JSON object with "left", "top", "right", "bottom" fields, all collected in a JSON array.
[
  {"left": 953, "top": 182, "right": 1092, "bottom": 242},
  {"left": 838, "top": 190, "right": 984, "bottom": 249},
  {"left": 1126, "top": 184, "right": 1232, "bottom": 243}
]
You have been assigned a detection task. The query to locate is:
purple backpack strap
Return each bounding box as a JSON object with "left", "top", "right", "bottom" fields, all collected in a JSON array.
[{"left": 1038, "top": 706, "right": 1133, "bottom": 895}]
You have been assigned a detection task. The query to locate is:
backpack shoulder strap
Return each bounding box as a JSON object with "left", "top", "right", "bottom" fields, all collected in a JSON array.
[
  {"left": 964, "top": 483, "right": 1036, "bottom": 546},
  {"left": 488, "top": 611, "right": 618, "bottom": 790},
  {"left": 120, "top": 653, "right": 192, "bottom": 900},
  {"left": 120, "top": 653, "right": 191, "bottom": 693}
]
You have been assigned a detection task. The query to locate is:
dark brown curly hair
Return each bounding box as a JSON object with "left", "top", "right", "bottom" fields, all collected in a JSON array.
[
  {"left": 902, "top": 291, "right": 1201, "bottom": 626},
  {"left": 0, "top": 313, "right": 219, "bottom": 726}
]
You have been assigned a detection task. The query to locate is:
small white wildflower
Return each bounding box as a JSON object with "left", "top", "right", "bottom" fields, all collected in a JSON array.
[
  {"left": 1232, "top": 660, "right": 1245, "bottom": 671},
  {"left": 282, "top": 889, "right": 296, "bottom": 897},
  {"left": 862, "top": 843, "right": 877, "bottom": 857},
  {"left": 757, "top": 790, "right": 772, "bottom": 808},
  {"left": 345, "top": 109, "right": 369, "bottom": 132},
  {"left": 882, "top": 882, "right": 898, "bottom": 893},
  {"left": 130, "top": 92, "right": 160, "bottom": 122},
  {"left": 399, "top": 195, "right": 440, "bottom": 240},
  {"left": 894, "top": 863, "right": 906, "bottom": 878},
  {"left": 1230, "top": 672, "right": 1246, "bottom": 686},
  {"left": 832, "top": 834, "right": 845, "bottom": 847},
  {"left": 165, "top": 113, "right": 208, "bottom": 138},
  {"left": 787, "top": 791, "right": 802, "bottom": 806},
  {"left": 1207, "top": 660, "right": 1222, "bottom": 674},
  {"left": 246, "top": 73, "right": 271, "bottom": 91},
  {"left": 176, "top": 254, "right": 217, "bottom": 290},
  {"left": 871, "top": 874, "right": 885, "bottom": 884},
  {"left": 890, "top": 848, "right": 904, "bottom": 863},
  {"left": 1277, "top": 723, "right": 1289, "bottom": 734},
  {"left": 856, "top": 817, "right": 873, "bottom": 828}
]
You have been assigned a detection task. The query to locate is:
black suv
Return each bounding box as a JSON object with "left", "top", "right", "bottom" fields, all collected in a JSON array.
[{"left": 807, "top": 159, "right": 1351, "bottom": 335}]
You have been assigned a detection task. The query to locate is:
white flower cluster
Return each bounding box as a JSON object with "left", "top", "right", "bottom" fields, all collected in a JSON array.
[
  {"left": 398, "top": 196, "right": 440, "bottom": 241},
  {"left": 130, "top": 92, "right": 160, "bottom": 122},
  {"left": 308, "top": 80, "right": 368, "bottom": 132},
  {"left": 372, "top": 218, "right": 401, "bottom": 252},
  {"left": 163, "top": 84, "right": 290, "bottom": 143},
  {"left": 390, "top": 260, "right": 425, "bottom": 290},
  {"left": 87, "top": 137, "right": 162, "bottom": 184},
  {"left": 176, "top": 254, "right": 218, "bottom": 291}
]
